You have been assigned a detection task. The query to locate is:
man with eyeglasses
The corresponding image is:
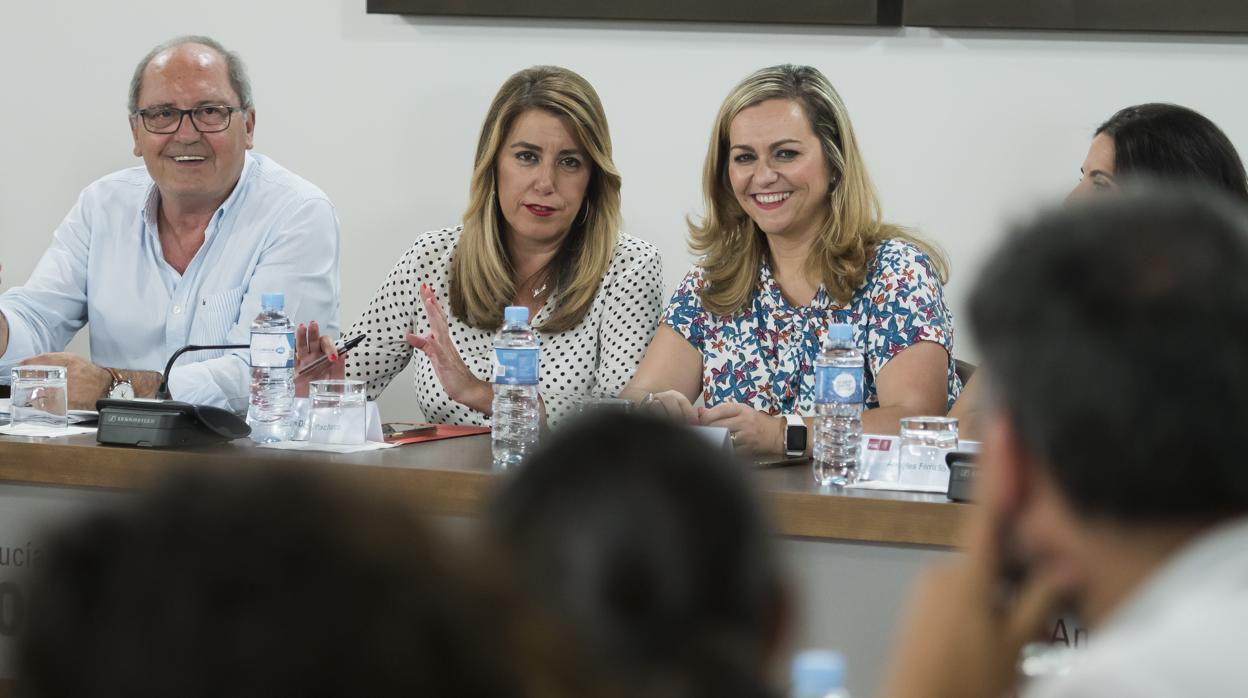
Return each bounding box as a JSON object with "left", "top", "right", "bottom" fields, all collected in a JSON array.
[{"left": 0, "top": 36, "right": 340, "bottom": 411}]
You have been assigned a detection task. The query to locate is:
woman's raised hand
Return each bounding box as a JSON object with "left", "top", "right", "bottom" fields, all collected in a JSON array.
[
  {"left": 294, "top": 320, "right": 343, "bottom": 398},
  {"left": 407, "top": 283, "right": 493, "bottom": 413}
]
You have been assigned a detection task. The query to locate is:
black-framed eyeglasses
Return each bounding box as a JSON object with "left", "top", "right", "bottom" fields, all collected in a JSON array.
[{"left": 131, "top": 105, "right": 243, "bottom": 134}]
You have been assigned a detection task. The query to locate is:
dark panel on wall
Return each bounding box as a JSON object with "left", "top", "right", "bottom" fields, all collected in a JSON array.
[
  {"left": 904, "top": 0, "right": 1248, "bottom": 33},
  {"left": 367, "top": 0, "right": 904, "bottom": 26}
]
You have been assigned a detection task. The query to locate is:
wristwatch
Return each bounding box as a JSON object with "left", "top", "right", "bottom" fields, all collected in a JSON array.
[
  {"left": 784, "top": 414, "right": 807, "bottom": 457},
  {"left": 105, "top": 367, "right": 135, "bottom": 400}
]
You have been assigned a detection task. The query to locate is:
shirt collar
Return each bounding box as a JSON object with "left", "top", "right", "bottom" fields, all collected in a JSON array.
[
  {"left": 758, "top": 256, "right": 831, "bottom": 312},
  {"left": 1094, "top": 515, "right": 1248, "bottom": 638},
  {"left": 139, "top": 151, "right": 256, "bottom": 226}
]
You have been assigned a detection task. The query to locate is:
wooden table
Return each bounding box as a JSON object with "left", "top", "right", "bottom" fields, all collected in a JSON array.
[
  {"left": 0, "top": 433, "right": 967, "bottom": 697},
  {"left": 0, "top": 433, "right": 963, "bottom": 546}
]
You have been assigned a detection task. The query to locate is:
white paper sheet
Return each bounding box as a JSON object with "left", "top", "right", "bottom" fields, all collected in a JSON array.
[
  {"left": 254, "top": 439, "right": 396, "bottom": 454},
  {"left": 0, "top": 424, "right": 97, "bottom": 438}
]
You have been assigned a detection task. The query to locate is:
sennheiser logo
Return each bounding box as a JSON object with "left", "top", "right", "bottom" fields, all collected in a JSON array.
[{"left": 105, "top": 415, "right": 158, "bottom": 426}]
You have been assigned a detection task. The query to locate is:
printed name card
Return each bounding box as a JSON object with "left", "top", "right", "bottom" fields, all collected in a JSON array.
[
  {"left": 284, "top": 399, "right": 383, "bottom": 446},
  {"left": 861, "top": 435, "right": 899, "bottom": 481},
  {"left": 860, "top": 434, "right": 965, "bottom": 490},
  {"left": 898, "top": 446, "right": 951, "bottom": 489}
]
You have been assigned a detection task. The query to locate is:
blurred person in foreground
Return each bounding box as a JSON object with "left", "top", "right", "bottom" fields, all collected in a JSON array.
[
  {"left": 881, "top": 186, "right": 1248, "bottom": 698},
  {"left": 486, "top": 411, "right": 789, "bottom": 698},
  {"left": 952, "top": 102, "right": 1247, "bottom": 439},
  {"left": 18, "top": 466, "right": 589, "bottom": 698}
]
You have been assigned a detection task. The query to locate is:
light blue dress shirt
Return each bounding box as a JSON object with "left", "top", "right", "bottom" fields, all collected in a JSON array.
[{"left": 0, "top": 152, "right": 341, "bottom": 411}]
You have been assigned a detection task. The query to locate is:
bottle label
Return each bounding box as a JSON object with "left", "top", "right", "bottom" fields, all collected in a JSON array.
[
  {"left": 494, "top": 347, "right": 539, "bottom": 385},
  {"left": 815, "top": 365, "right": 863, "bottom": 404},
  {"left": 251, "top": 331, "right": 295, "bottom": 368}
]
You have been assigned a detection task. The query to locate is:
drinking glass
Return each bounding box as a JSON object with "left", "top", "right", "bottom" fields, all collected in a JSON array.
[
  {"left": 572, "top": 396, "right": 633, "bottom": 417},
  {"left": 308, "top": 380, "right": 367, "bottom": 445},
  {"left": 9, "top": 366, "right": 69, "bottom": 435},
  {"left": 897, "top": 416, "right": 959, "bottom": 488}
]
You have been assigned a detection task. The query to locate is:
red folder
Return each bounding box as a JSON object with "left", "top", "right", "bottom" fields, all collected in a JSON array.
[{"left": 383, "top": 422, "right": 490, "bottom": 445}]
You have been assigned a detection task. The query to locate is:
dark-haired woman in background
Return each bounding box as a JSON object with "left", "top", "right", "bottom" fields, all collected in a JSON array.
[
  {"left": 1069, "top": 103, "right": 1248, "bottom": 200},
  {"left": 952, "top": 102, "right": 1248, "bottom": 439}
]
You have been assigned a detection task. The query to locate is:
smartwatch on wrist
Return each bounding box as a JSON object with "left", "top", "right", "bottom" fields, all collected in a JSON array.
[
  {"left": 105, "top": 368, "right": 135, "bottom": 400},
  {"left": 783, "top": 414, "right": 807, "bottom": 457}
]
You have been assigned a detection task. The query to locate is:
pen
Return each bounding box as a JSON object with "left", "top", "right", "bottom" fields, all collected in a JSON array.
[{"left": 296, "top": 334, "right": 366, "bottom": 377}]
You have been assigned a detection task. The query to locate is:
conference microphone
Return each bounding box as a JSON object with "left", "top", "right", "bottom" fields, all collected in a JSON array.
[
  {"left": 98, "top": 336, "right": 356, "bottom": 448},
  {"left": 94, "top": 343, "right": 251, "bottom": 448},
  {"left": 155, "top": 343, "right": 248, "bottom": 400}
]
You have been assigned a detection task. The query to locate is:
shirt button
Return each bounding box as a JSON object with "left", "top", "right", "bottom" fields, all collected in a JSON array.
[{"left": 173, "top": 305, "right": 183, "bottom": 314}]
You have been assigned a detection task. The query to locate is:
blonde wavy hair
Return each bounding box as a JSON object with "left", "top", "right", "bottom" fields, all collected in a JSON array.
[
  {"left": 450, "top": 66, "right": 621, "bottom": 332},
  {"left": 690, "top": 64, "right": 948, "bottom": 315}
]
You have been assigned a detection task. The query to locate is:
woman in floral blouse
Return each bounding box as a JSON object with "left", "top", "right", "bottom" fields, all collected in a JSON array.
[{"left": 621, "top": 64, "right": 959, "bottom": 454}]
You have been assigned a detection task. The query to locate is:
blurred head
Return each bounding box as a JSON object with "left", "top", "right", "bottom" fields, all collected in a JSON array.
[
  {"left": 970, "top": 186, "right": 1248, "bottom": 612},
  {"left": 128, "top": 36, "right": 255, "bottom": 211},
  {"left": 19, "top": 466, "right": 584, "bottom": 698},
  {"left": 452, "top": 65, "right": 622, "bottom": 333},
  {"left": 1071, "top": 103, "right": 1248, "bottom": 200},
  {"left": 487, "top": 412, "right": 787, "bottom": 698},
  {"left": 690, "top": 64, "right": 946, "bottom": 314}
]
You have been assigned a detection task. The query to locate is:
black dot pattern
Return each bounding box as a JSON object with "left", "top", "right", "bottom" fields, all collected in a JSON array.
[{"left": 345, "top": 227, "right": 664, "bottom": 427}]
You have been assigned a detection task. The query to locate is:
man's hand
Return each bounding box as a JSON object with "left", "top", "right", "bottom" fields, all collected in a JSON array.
[
  {"left": 20, "top": 353, "right": 111, "bottom": 410},
  {"left": 878, "top": 492, "right": 1066, "bottom": 698}
]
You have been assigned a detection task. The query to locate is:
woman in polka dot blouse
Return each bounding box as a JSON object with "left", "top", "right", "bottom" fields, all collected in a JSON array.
[
  {"left": 621, "top": 65, "right": 959, "bottom": 454},
  {"left": 302, "top": 66, "right": 663, "bottom": 427}
]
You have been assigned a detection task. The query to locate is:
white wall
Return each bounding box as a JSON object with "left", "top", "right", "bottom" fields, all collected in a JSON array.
[{"left": 3, "top": 0, "right": 1248, "bottom": 420}]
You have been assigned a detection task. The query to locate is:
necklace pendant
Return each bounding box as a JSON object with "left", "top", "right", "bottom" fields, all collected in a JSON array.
[{"left": 533, "top": 283, "right": 548, "bottom": 298}]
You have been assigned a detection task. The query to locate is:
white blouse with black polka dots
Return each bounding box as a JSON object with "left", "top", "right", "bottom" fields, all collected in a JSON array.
[{"left": 345, "top": 227, "right": 664, "bottom": 427}]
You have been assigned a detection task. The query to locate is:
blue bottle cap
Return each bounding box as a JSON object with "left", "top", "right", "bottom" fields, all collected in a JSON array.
[
  {"left": 792, "top": 650, "right": 846, "bottom": 695},
  {"left": 504, "top": 306, "right": 529, "bottom": 325},
  {"left": 825, "top": 323, "right": 853, "bottom": 343},
  {"left": 261, "top": 292, "right": 285, "bottom": 311}
]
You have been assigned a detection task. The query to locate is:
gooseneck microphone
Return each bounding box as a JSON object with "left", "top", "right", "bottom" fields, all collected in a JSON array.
[
  {"left": 155, "top": 344, "right": 248, "bottom": 400},
  {"left": 98, "top": 343, "right": 253, "bottom": 448}
]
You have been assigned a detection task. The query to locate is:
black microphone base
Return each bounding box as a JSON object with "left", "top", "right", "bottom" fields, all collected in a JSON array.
[{"left": 95, "top": 399, "right": 250, "bottom": 448}]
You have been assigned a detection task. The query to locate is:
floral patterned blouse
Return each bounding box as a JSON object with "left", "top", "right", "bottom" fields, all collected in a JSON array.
[{"left": 662, "top": 239, "right": 961, "bottom": 415}]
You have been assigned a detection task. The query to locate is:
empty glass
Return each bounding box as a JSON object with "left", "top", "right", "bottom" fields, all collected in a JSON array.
[
  {"left": 308, "top": 380, "right": 367, "bottom": 445},
  {"left": 9, "top": 366, "right": 69, "bottom": 435},
  {"left": 287, "top": 398, "right": 312, "bottom": 441},
  {"left": 897, "top": 416, "right": 959, "bottom": 488},
  {"left": 572, "top": 396, "right": 633, "bottom": 417}
]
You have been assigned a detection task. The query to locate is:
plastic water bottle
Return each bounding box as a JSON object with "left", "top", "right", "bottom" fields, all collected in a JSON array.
[
  {"left": 491, "top": 306, "right": 540, "bottom": 467},
  {"left": 791, "top": 650, "right": 850, "bottom": 698},
  {"left": 246, "top": 292, "right": 295, "bottom": 443},
  {"left": 812, "top": 323, "right": 864, "bottom": 486}
]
